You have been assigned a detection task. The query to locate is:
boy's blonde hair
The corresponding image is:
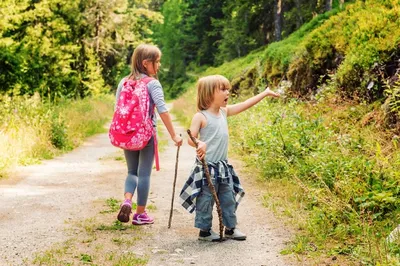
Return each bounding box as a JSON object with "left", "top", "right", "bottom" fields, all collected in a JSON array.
[
  {"left": 197, "top": 75, "right": 231, "bottom": 111},
  {"left": 129, "top": 44, "right": 161, "bottom": 79}
]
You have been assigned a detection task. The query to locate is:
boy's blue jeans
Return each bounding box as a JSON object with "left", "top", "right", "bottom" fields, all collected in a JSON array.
[{"left": 195, "top": 181, "right": 237, "bottom": 230}]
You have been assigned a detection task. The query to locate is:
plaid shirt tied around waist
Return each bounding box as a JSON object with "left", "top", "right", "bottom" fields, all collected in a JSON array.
[{"left": 179, "top": 159, "right": 245, "bottom": 213}]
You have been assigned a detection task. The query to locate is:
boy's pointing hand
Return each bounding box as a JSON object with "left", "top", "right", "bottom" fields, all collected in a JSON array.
[{"left": 265, "top": 87, "right": 280, "bottom": 98}]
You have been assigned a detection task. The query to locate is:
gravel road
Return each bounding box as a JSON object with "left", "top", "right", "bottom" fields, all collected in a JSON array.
[{"left": 0, "top": 113, "right": 298, "bottom": 266}]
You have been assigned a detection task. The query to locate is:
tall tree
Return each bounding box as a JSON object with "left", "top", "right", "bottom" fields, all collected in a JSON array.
[
  {"left": 184, "top": 0, "right": 225, "bottom": 66},
  {"left": 0, "top": 0, "right": 93, "bottom": 98},
  {"left": 293, "top": 0, "right": 304, "bottom": 29},
  {"left": 153, "top": 0, "right": 188, "bottom": 97},
  {"left": 155, "top": 0, "right": 226, "bottom": 97},
  {"left": 215, "top": 0, "right": 275, "bottom": 63},
  {"left": 274, "top": 0, "right": 283, "bottom": 41},
  {"left": 82, "top": 0, "right": 162, "bottom": 86},
  {"left": 0, "top": 0, "right": 162, "bottom": 99},
  {"left": 325, "top": 0, "right": 332, "bottom": 11}
]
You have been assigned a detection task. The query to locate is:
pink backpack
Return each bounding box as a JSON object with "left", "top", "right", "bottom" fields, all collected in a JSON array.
[{"left": 109, "top": 77, "right": 155, "bottom": 151}]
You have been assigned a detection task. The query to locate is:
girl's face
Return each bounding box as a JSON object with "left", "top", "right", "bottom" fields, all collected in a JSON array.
[
  {"left": 143, "top": 56, "right": 161, "bottom": 76},
  {"left": 213, "top": 85, "right": 230, "bottom": 107}
]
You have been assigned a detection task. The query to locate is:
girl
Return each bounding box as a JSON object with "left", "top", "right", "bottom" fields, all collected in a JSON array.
[
  {"left": 180, "top": 75, "right": 279, "bottom": 241},
  {"left": 116, "top": 44, "right": 183, "bottom": 225}
]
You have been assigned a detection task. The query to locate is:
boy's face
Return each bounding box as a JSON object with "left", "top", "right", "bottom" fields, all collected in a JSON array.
[{"left": 213, "top": 85, "right": 230, "bottom": 107}]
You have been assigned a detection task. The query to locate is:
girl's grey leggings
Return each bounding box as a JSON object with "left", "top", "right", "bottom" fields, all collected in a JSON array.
[{"left": 123, "top": 136, "right": 154, "bottom": 206}]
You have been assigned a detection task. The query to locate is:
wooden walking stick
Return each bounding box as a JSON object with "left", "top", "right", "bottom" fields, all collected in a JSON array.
[
  {"left": 187, "top": 129, "right": 224, "bottom": 241},
  {"left": 168, "top": 136, "right": 181, "bottom": 229}
]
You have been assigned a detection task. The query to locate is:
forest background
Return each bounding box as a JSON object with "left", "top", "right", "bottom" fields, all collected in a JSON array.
[{"left": 0, "top": 0, "right": 400, "bottom": 264}]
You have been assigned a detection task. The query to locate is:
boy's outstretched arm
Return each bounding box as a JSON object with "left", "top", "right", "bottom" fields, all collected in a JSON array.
[{"left": 227, "top": 87, "right": 280, "bottom": 117}]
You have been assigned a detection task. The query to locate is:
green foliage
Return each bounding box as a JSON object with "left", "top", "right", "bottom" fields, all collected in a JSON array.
[
  {"left": 155, "top": 0, "right": 225, "bottom": 98},
  {"left": 100, "top": 198, "right": 123, "bottom": 214},
  {"left": 269, "top": 0, "right": 400, "bottom": 99},
  {"left": 213, "top": 0, "right": 340, "bottom": 64},
  {"left": 50, "top": 115, "right": 70, "bottom": 150},
  {"left": 0, "top": 0, "right": 162, "bottom": 100},
  {"left": 100, "top": 197, "right": 138, "bottom": 215},
  {"left": 154, "top": 0, "right": 342, "bottom": 98},
  {"left": 0, "top": 94, "right": 114, "bottom": 176},
  {"left": 97, "top": 220, "right": 129, "bottom": 231},
  {"left": 323, "top": 0, "right": 400, "bottom": 98},
  {"left": 174, "top": 61, "right": 400, "bottom": 264},
  {"left": 203, "top": 49, "right": 265, "bottom": 80},
  {"left": 84, "top": 0, "right": 162, "bottom": 88},
  {"left": 384, "top": 74, "right": 400, "bottom": 127},
  {"left": 153, "top": 0, "right": 189, "bottom": 97},
  {"left": 113, "top": 253, "right": 148, "bottom": 266},
  {"left": 0, "top": 0, "right": 87, "bottom": 98},
  {"left": 213, "top": 0, "right": 264, "bottom": 63},
  {"left": 263, "top": 9, "right": 339, "bottom": 86},
  {"left": 226, "top": 99, "right": 400, "bottom": 262},
  {"left": 33, "top": 212, "right": 147, "bottom": 265},
  {"left": 173, "top": 1, "right": 400, "bottom": 263},
  {"left": 80, "top": 253, "right": 93, "bottom": 263}
]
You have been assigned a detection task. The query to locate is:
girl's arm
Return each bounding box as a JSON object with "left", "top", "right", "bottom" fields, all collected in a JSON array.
[
  {"left": 188, "top": 112, "right": 207, "bottom": 160},
  {"left": 159, "top": 112, "right": 183, "bottom": 146},
  {"left": 147, "top": 80, "right": 182, "bottom": 146},
  {"left": 227, "top": 87, "right": 280, "bottom": 117}
]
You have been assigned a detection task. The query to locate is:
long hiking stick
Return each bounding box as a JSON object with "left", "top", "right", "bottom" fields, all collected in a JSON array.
[
  {"left": 187, "top": 129, "right": 224, "bottom": 241},
  {"left": 168, "top": 140, "right": 181, "bottom": 228}
]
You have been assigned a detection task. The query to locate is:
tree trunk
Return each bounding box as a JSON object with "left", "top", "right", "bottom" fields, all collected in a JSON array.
[
  {"left": 294, "top": 0, "right": 303, "bottom": 29},
  {"left": 95, "top": 5, "right": 102, "bottom": 54},
  {"left": 274, "top": 0, "right": 282, "bottom": 41},
  {"left": 325, "top": 0, "right": 332, "bottom": 11}
]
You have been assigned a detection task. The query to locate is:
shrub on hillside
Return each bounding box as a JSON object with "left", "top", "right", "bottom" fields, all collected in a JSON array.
[{"left": 263, "top": 0, "right": 400, "bottom": 102}]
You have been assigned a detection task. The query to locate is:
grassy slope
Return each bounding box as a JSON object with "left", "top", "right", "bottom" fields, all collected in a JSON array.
[{"left": 172, "top": 1, "right": 400, "bottom": 265}]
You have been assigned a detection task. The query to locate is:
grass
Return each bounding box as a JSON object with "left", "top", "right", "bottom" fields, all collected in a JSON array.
[
  {"left": 226, "top": 99, "right": 400, "bottom": 264},
  {"left": 100, "top": 198, "right": 120, "bottom": 214},
  {"left": 113, "top": 253, "right": 148, "bottom": 266},
  {"left": 172, "top": 51, "right": 400, "bottom": 266},
  {"left": 32, "top": 198, "right": 151, "bottom": 265},
  {"left": 0, "top": 94, "right": 115, "bottom": 178}
]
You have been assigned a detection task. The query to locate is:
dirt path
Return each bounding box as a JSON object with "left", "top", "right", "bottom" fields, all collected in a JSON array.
[{"left": 0, "top": 112, "right": 298, "bottom": 266}]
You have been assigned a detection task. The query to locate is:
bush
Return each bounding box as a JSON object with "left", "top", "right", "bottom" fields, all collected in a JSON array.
[
  {"left": 262, "top": 0, "right": 400, "bottom": 101},
  {"left": 0, "top": 94, "right": 114, "bottom": 176},
  {"left": 50, "top": 115, "right": 70, "bottom": 150},
  {"left": 384, "top": 74, "right": 400, "bottom": 129},
  {"left": 227, "top": 99, "right": 400, "bottom": 262}
]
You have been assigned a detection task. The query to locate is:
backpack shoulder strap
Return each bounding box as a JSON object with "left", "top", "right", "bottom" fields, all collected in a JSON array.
[
  {"left": 141, "top": 76, "right": 156, "bottom": 84},
  {"left": 141, "top": 76, "right": 157, "bottom": 115},
  {"left": 140, "top": 76, "right": 159, "bottom": 171}
]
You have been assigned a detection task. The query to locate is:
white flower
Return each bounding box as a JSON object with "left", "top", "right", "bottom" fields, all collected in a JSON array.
[{"left": 119, "top": 106, "right": 129, "bottom": 116}]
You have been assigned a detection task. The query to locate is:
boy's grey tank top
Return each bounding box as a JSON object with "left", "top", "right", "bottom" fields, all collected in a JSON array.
[{"left": 199, "top": 109, "right": 229, "bottom": 163}]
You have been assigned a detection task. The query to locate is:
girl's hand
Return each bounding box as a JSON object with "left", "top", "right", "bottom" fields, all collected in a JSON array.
[
  {"left": 172, "top": 135, "right": 183, "bottom": 146},
  {"left": 265, "top": 87, "right": 280, "bottom": 98},
  {"left": 196, "top": 141, "right": 206, "bottom": 160}
]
